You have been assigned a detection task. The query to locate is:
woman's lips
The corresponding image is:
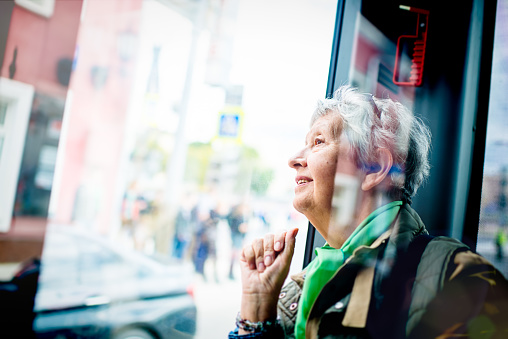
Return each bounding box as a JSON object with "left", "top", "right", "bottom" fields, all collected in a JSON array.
[{"left": 295, "top": 176, "right": 312, "bottom": 186}]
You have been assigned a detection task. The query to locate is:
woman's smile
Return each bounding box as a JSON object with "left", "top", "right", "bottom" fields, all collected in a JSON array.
[{"left": 295, "top": 176, "right": 313, "bottom": 187}]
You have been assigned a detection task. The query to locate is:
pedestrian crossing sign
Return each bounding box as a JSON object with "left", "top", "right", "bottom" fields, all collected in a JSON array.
[{"left": 214, "top": 105, "right": 244, "bottom": 144}]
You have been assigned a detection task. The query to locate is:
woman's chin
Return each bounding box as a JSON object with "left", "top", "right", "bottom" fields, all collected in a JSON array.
[
  {"left": 292, "top": 200, "right": 307, "bottom": 215},
  {"left": 293, "top": 204, "right": 317, "bottom": 226}
]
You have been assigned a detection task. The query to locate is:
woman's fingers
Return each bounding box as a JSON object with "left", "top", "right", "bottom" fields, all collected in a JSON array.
[
  {"left": 281, "top": 228, "right": 298, "bottom": 260},
  {"left": 253, "top": 238, "right": 265, "bottom": 272},
  {"left": 240, "top": 228, "right": 299, "bottom": 273},
  {"left": 274, "top": 231, "right": 286, "bottom": 252},
  {"left": 263, "top": 234, "right": 275, "bottom": 267},
  {"left": 241, "top": 243, "right": 256, "bottom": 270}
]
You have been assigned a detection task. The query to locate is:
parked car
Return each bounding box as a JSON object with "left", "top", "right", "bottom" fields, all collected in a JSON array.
[{"left": 31, "top": 225, "right": 197, "bottom": 339}]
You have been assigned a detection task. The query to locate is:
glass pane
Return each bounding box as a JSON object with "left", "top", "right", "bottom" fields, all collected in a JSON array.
[
  {"left": 477, "top": 0, "right": 508, "bottom": 277},
  {"left": 0, "top": 0, "right": 337, "bottom": 337},
  {"left": 0, "top": 101, "right": 6, "bottom": 126}
]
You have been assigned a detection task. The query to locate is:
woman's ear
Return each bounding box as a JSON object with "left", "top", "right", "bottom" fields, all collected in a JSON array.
[{"left": 361, "top": 148, "right": 393, "bottom": 191}]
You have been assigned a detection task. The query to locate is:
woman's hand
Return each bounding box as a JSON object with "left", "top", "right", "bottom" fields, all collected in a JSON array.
[{"left": 238, "top": 228, "right": 299, "bottom": 328}]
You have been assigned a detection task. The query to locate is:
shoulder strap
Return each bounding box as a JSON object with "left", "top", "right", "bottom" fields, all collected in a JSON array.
[
  {"left": 407, "top": 234, "right": 435, "bottom": 266},
  {"left": 398, "top": 234, "right": 436, "bottom": 335},
  {"left": 370, "top": 233, "right": 434, "bottom": 338}
]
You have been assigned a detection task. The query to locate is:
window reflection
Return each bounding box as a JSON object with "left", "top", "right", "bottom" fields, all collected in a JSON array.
[
  {"left": 0, "top": 101, "right": 7, "bottom": 125},
  {"left": 0, "top": 0, "right": 337, "bottom": 337}
]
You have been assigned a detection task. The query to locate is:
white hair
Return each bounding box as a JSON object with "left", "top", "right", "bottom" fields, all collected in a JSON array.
[{"left": 311, "top": 85, "right": 431, "bottom": 202}]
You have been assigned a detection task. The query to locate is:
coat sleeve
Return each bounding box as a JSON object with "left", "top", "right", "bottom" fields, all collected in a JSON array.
[
  {"left": 228, "top": 272, "right": 304, "bottom": 339},
  {"left": 408, "top": 250, "right": 508, "bottom": 339}
]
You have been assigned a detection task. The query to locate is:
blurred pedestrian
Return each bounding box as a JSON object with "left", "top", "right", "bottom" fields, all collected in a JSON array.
[
  {"left": 172, "top": 203, "right": 198, "bottom": 260},
  {"left": 193, "top": 208, "right": 221, "bottom": 282},
  {"left": 227, "top": 203, "right": 248, "bottom": 280},
  {"left": 496, "top": 228, "right": 507, "bottom": 260}
]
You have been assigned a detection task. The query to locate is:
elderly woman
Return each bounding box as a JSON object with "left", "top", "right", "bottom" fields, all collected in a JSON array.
[{"left": 229, "top": 86, "right": 508, "bottom": 339}]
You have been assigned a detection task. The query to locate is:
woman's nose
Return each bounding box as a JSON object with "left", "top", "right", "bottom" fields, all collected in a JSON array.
[{"left": 288, "top": 148, "right": 307, "bottom": 168}]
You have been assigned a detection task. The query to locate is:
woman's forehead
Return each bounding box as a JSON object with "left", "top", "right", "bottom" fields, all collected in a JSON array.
[{"left": 307, "top": 114, "right": 342, "bottom": 138}]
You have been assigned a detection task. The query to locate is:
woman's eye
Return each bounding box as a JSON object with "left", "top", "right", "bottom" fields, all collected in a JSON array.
[{"left": 314, "top": 138, "right": 324, "bottom": 145}]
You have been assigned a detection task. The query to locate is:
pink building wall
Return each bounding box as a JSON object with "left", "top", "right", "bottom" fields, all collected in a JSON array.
[
  {"left": 0, "top": 1, "right": 82, "bottom": 262},
  {"left": 53, "top": 0, "right": 143, "bottom": 234},
  {"left": 2, "top": 0, "right": 143, "bottom": 236},
  {"left": 1, "top": 1, "right": 82, "bottom": 96}
]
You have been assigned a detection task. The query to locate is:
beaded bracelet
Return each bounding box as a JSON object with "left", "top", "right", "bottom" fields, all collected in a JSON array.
[{"left": 236, "top": 312, "right": 279, "bottom": 333}]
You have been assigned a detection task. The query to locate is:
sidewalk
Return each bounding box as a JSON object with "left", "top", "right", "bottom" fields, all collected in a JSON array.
[{"left": 194, "top": 276, "right": 242, "bottom": 338}]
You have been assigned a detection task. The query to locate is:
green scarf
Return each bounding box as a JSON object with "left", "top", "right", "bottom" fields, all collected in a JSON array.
[{"left": 294, "top": 201, "right": 402, "bottom": 338}]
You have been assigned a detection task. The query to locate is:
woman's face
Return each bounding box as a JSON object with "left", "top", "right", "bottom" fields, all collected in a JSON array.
[{"left": 288, "top": 114, "right": 358, "bottom": 233}]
